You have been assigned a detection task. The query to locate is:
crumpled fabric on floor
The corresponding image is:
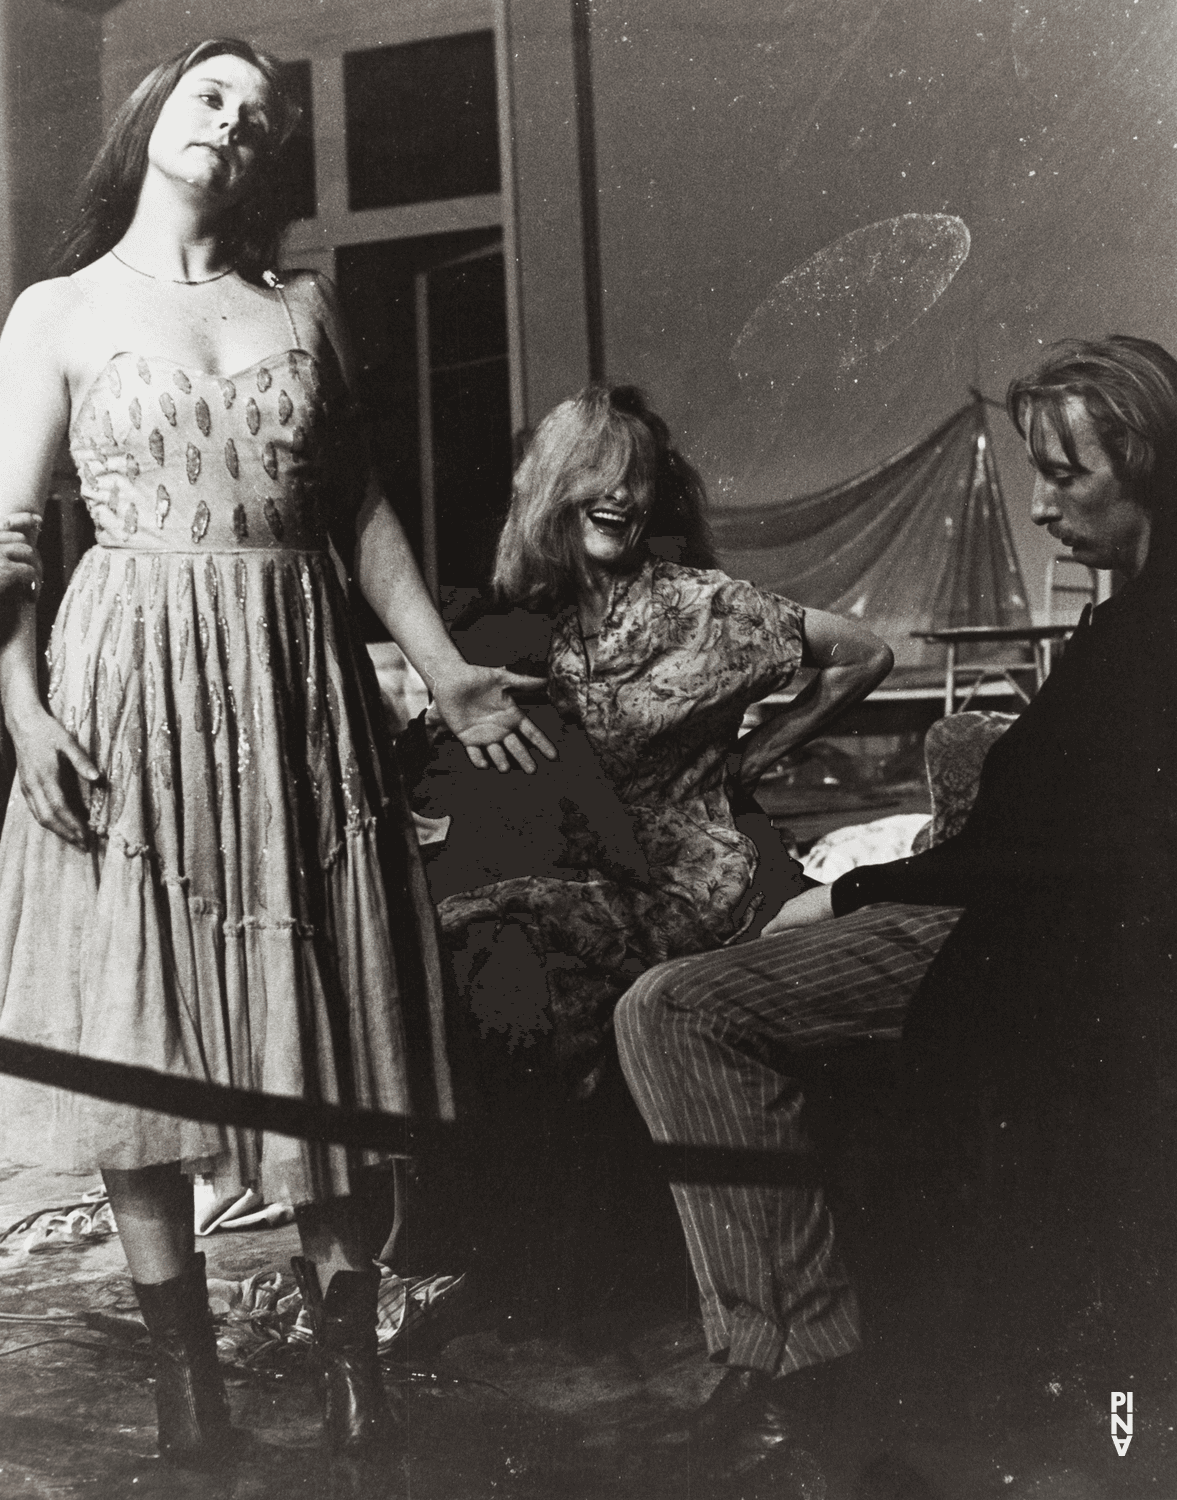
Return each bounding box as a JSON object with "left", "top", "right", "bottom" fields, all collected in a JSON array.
[
  {"left": 0, "top": 1187, "right": 116, "bottom": 1255},
  {"left": 211, "top": 1265, "right": 466, "bottom": 1364},
  {"left": 194, "top": 1177, "right": 296, "bottom": 1234}
]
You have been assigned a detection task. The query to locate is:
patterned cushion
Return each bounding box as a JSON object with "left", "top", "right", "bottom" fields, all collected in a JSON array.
[{"left": 910, "top": 711, "right": 1017, "bottom": 854}]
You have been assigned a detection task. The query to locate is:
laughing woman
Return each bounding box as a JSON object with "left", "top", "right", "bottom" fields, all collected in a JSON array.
[
  {"left": 0, "top": 38, "right": 552, "bottom": 1467},
  {"left": 437, "top": 385, "right": 894, "bottom": 1092}
]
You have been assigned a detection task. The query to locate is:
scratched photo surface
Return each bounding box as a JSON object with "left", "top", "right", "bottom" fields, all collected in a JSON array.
[{"left": 0, "top": 1, "right": 1173, "bottom": 1496}]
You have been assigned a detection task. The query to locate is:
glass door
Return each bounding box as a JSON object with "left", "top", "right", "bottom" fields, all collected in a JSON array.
[{"left": 337, "top": 230, "right": 512, "bottom": 628}]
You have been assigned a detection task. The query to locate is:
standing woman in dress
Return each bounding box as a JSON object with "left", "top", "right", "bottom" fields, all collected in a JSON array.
[{"left": 0, "top": 39, "right": 552, "bottom": 1466}]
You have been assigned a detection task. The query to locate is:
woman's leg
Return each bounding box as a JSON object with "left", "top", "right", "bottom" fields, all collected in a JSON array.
[
  {"left": 295, "top": 1175, "right": 398, "bottom": 1283},
  {"left": 102, "top": 1162, "right": 193, "bottom": 1283},
  {"left": 102, "top": 1163, "right": 232, "bottom": 1467},
  {"left": 291, "top": 1171, "right": 404, "bottom": 1457}
]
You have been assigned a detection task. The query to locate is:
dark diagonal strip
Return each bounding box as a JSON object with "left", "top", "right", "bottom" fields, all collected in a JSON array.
[{"left": 0, "top": 1038, "right": 821, "bottom": 1187}]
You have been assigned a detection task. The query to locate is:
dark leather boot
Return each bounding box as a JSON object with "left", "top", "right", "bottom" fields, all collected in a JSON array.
[
  {"left": 690, "top": 1367, "right": 795, "bottom": 1459},
  {"left": 132, "top": 1252, "right": 234, "bottom": 1468},
  {"left": 686, "top": 1364, "right": 834, "bottom": 1494},
  {"left": 291, "top": 1257, "right": 400, "bottom": 1456}
]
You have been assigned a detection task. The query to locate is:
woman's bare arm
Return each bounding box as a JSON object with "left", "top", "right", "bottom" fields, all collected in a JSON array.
[
  {"left": 352, "top": 482, "right": 556, "bottom": 771},
  {"left": 0, "top": 282, "right": 98, "bottom": 846},
  {"left": 304, "top": 273, "right": 556, "bottom": 773},
  {"left": 736, "top": 607, "right": 893, "bottom": 791}
]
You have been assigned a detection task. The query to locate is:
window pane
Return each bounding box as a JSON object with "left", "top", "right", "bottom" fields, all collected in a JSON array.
[
  {"left": 430, "top": 251, "right": 511, "bottom": 586},
  {"left": 429, "top": 252, "right": 508, "bottom": 370},
  {"left": 344, "top": 32, "right": 501, "bottom": 211},
  {"left": 276, "top": 60, "right": 316, "bottom": 222},
  {"left": 433, "top": 354, "right": 512, "bottom": 587},
  {"left": 336, "top": 232, "right": 509, "bottom": 617}
]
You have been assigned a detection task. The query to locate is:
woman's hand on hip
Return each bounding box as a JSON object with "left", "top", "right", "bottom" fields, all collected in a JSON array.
[
  {"left": 9, "top": 705, "right": 99, "bottom": 848},
  {"left": 760, "top": 882, "right": 834, "bottom": 937},
  {"left": 432, "top": 664, "right": 558, "bottom": 773},
  {"left": 0, "top": 513, "right": 43, "bottom": 600}
]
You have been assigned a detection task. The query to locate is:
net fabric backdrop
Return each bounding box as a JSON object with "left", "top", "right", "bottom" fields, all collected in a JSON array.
[{"left": 712, "top": 399, "right": 1030, "bottom": 672}]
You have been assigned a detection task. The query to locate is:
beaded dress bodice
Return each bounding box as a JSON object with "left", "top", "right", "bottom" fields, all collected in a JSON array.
[{"left": 70, "top": 348, "right": 335, "bottom": 552}]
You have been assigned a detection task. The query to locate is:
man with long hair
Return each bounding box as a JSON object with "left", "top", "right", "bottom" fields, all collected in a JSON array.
[{"left": 618, "top": 336, "right": 1177, "bottom": 1489}]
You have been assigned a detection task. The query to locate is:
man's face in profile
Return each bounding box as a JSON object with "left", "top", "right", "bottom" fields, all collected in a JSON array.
[{"left": 1027, "top": 398, "right": 1151, "bottom": 576}]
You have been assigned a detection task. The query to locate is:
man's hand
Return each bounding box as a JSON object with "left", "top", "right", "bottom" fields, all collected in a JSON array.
[
  {"left": 0, "top": 512, "right": 42, "bottom": 600},
  {"left": 760, "top": 882, "right": 834, "bottom": 938}
]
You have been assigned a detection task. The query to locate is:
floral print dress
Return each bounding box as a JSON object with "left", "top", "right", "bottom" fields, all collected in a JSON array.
[{"left": 438, "top": 559, "right": 805, "bottom": 1088}]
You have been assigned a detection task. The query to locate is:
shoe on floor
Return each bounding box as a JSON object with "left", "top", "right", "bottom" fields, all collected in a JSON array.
[{"left": 684, "top": 1362, "right": 836, "bottom": 1496}]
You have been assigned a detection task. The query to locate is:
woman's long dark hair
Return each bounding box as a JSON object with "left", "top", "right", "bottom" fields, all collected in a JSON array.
[{"left": 52, "top": 39, "right": 300, "bottom": 284}]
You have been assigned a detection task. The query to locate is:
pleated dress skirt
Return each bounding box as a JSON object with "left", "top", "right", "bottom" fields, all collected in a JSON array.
[{"left": 0, "top": 542, "right": 454, "bottom": 1206}]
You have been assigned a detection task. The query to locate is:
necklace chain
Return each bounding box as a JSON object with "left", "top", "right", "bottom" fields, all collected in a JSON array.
[{"left": 110, "top": 250, "right": 234, "bottom": 287}]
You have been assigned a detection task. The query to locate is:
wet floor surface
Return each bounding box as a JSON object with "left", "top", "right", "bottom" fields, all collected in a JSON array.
[{"left": 1, "top": 1147, "right": 1174, "bottom": 1500}]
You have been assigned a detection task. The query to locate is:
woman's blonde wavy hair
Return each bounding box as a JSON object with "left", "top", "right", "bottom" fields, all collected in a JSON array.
[{"left": 493, "top": 385, "right": 716, "bottom": 608}]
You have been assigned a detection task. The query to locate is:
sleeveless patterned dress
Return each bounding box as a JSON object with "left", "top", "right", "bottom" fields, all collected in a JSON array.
[{"left": 0, "top": 294, "right": 453, "bottom": 1205}]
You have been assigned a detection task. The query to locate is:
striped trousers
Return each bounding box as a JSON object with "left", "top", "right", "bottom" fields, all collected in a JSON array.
[{"left": 615, "top": 902, "right": 961, "bottom": 1376}]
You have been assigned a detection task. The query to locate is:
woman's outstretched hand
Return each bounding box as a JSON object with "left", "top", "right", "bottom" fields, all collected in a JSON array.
[
  {"left": 0, "top": 512, "right": 43, "bottom": 600},
  {"left": 432, "top": 664, "right": 558, "bottom": 773},
  {"left": 9, "top": 705, "right": 99, "bottom": 848}
]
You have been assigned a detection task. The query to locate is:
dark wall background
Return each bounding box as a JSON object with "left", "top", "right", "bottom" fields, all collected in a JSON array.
[
  {"left": 3, "top": 0, "right": 104, "bottom": 296},
  {"left": 589, "top": 0, "right": 1177, "bottom": 613}
]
